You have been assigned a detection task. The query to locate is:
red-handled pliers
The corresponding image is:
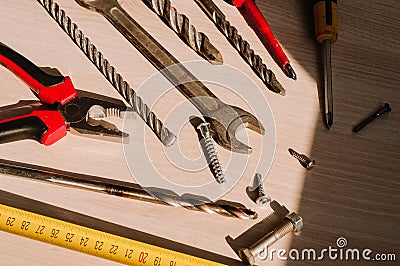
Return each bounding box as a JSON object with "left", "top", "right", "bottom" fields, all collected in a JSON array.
[
  {"left": 224, "top": 0, "right": 297, "bottom": 80},
  {"left": 0, "top": 42, "right": 131, "bottom": 145}
]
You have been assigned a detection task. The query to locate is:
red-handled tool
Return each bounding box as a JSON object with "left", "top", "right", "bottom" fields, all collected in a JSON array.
[
  {"left": 224, "top": 0, "right": 296, "bottom": 80},
  {"left": 0, "top": 42, "right": 131, "bottom": 145}
]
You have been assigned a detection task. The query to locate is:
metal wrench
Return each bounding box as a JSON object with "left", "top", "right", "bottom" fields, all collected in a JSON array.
[{"left": 76, "top": 0, "right": 264, "bottom": 153}]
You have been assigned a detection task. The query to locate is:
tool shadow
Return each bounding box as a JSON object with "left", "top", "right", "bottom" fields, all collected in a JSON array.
[
  {"left": 253, "top": 1, "right": 400, "bottom": 265},
  {"left": 225, "top": 201, "right": 289, "bottom": 257},
  {"left": 256, "top": 0, "right": 326, "bottom": 124},
  {"left": 0, "top": 189, "right": 243, "bottom": 265},
  {"left": 255, "top": 1, "right": 400, "bottom": 265}
]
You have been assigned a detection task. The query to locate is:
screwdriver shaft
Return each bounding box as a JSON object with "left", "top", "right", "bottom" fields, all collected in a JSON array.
[
  {"left": 313, "top": 0, "right": 338, "bottom": 129},
  {"left": 0, "top": 159, "right": 257, "bottom": 220},
  {"left": 323, "top": 39, "right": 333, "bottom": 128}
]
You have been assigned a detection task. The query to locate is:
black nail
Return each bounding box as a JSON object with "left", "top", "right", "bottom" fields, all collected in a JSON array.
[{"left": 353, "top": 103, "right": 392, "bottom": 132}]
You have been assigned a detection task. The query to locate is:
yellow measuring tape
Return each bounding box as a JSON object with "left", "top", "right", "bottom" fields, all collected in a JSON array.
[{"left": 0, "top": 204, "right": 225, "bottom": 265}]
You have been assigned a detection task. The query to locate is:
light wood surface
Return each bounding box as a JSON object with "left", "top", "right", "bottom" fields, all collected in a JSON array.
[{"left": 0, "top": 0, "right": 399, "bottom": 265}]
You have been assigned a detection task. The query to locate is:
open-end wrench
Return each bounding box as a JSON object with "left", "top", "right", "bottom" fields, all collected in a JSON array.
[{"left": 76, "top": 0, "right": 264, "bottom": 153}]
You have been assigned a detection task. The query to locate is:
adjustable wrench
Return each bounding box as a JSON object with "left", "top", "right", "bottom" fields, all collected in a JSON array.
[{"left": 76, "top": 0, "right": 264, "bottom": 153}]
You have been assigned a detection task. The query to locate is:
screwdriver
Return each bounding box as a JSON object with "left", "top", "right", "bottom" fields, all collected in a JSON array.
[{"left": 313, "top": 0, "right": 338, "bottom": 129}]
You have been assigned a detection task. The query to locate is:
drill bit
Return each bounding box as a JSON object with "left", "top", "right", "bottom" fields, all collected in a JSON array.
[
  {"left": 75, "top": 0, "right": 265, "bottom": 154},
  {"left": 142, "top": 0, "right": 223, "bottom": 64},
  {"left": 36, "top": 0, "right": 176, "bottom": 146},
  {"left": 194, "top": 0, "right": 286, "bottom": 95},
  {"left": 222, "top": 0, "right": 297, "bottom": 80},
  {"left": 0, "top": 158, "right": 257, "bottom": 220}
]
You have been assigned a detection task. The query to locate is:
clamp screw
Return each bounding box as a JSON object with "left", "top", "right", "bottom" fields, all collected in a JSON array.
[
  {"left": 288, "top": 148, "right": 315, "bottom": 170},
  {"left": 197, "top": 122, "right": 226, "bottom": 184},
  {"left": 353, "top": 103, "right": 392, "bottom": 132},
  {"left": 254, "top": 173, "right": 271, "bottom": 206},
  {"left": 239, "top": 212, "right": 303, "bottom": 265}
]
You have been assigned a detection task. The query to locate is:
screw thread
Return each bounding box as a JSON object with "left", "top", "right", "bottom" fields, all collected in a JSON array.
[
  {"left": 198, "top": 123, "right": 226, "bottom": 184},
  {"left": 289, "top": 149, "right": 308, "bottom": 164},
  {"left": 289, "top": 148, "right": 314, "bottom": 170},
  {"left": 255, "top": 173, "right": 265, "bottom": 197},
  {"left": 273, "top": 220, "right": 294, "bottom": 239},
  {"left": 249, "top": 219, "right": 294, "bottom": 255},
  {"left": 203, "top": 137, "right": 226, "bottom": 184}
]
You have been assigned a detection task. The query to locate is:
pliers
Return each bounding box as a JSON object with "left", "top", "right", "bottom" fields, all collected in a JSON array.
[{"left": 0, "top": 42, "right": 131, "bottom": 145}]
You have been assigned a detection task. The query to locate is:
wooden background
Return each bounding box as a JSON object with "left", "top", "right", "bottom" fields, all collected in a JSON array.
[{"left": 0, "top": 0, "right": 399, "bottom": 265}]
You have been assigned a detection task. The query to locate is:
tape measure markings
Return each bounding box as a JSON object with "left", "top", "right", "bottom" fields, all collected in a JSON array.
[{"left": 0, "top": 204, "right": 225, "bottom": 266}]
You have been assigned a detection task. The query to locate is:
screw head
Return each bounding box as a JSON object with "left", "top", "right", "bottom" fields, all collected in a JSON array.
[
  {"left": 286, "top": 212, "right": 303, "bottom": 232},
  {"left": 383, "top": 103, "right": 392, "bottom": 112},
  {"left": 256, "top": 195, "right": 271, "bottom": 206},
  {"left": 305, "top": 160, "right": 315, "bottom": 170},
  {"left": 197, "top": 122, "right": 211, "bottom": 138}
]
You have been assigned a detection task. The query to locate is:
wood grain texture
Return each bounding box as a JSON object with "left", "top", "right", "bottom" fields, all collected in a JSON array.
[{"left": 0, "top": 0, "right": 399, "bottom": 265}]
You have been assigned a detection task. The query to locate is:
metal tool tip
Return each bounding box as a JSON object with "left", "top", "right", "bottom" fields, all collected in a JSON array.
[
  {"left": 325, "top": 112, "right": 333, "bottom": 129},
  {"left": 285, "top": 64, "right": 297, "bottom": 80},
  {"left": 162, "top": 133, "right": 177, "bottom": 146},
  {"left": 208, "top": 51, "right": 224, "bottom": 65}
]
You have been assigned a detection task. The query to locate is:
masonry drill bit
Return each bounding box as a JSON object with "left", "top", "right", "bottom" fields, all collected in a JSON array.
[
  {"left": 75, "top": 0, "right": 265, "bottom": 154},
  {"left": 0, "top": 158, "right": 257, "bottom": 220},
  {"left": 36, "top": 0, "right": 176, "bottom": 146},
  {"left": 142, "top": 0, "right": 223, "bottom": 64},
  {"left": 223, "top": 0, "right": 297, "bottom": 80},
  {"left": 194, "top": 0, "right": 286, "bottom": 95}
]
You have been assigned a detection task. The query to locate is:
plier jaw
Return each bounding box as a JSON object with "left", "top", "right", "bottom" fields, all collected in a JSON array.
[
  {"left": 59, "top": 90, "right": 131, "bottom": 142},
  {"left": 0, "top": 42, "right": 131, "bottom": 145}
]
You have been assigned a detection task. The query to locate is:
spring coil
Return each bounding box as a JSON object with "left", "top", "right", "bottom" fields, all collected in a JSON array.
[{"left": 36, "top": 0, "right": 176, "bottom": 146}]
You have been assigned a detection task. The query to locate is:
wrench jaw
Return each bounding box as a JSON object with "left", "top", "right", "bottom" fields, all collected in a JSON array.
[{"left": 207, "top": 105, "right": 265, "bottom": 154}]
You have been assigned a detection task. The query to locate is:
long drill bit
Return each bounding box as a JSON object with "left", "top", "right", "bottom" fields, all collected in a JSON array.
[
  {"left": 36, "top": 0, "right": 176, "bottom": 146},
  {"left": 194, "top": 0, "right": 286, "bottom": 95},
  {"left": 0, "top": 159, "right": 257, "bottom": 220},
  {"left": 142, "top": 0, "right": 223, "bottom": 64}
]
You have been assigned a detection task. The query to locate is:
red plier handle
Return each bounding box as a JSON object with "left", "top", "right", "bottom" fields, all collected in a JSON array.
[
  {"left": 0, "top": 42, "right": 77, "bottom": 145},
  {"left": 0, "top": 110, "right": 67, "bottom": 145}
]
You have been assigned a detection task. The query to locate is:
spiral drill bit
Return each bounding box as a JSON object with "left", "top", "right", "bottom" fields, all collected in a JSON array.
[
  {"left": 36, "top": 0, "right": 176, "bottom": 146},
  {"left": 194, "top": 0, "right": 286, "bottom": 95},
  {"left": 197, "top": 122, "right": 226, "bottom": 184},
  {"left": 0, "top": 158, "right": 257, "bottom": 220},
  {"left": 142, "top": 0, "right": 223, "bottom": 64}
]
